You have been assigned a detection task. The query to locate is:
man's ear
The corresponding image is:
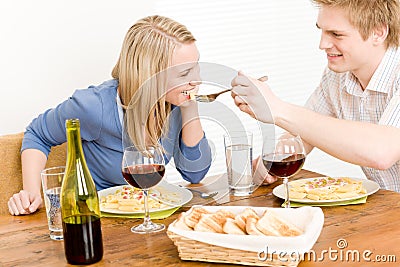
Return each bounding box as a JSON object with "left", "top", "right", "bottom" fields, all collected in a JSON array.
[{"left": 372, "top": 24, "right": 388, "bottom": 45}]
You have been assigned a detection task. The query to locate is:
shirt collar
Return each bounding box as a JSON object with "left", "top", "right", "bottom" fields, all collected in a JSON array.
[
  {"left": 343, "top": 47, "right": 400, "bottom": 95},
  {"left": 366, "top": 47, "right": 400, "bottom": 93},
  {"left": 344, "top": 72, "right": 363, "bottom": 96}
]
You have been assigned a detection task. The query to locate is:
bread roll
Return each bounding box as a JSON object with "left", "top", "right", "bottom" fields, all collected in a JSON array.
[
  {"left": 223, "top": 218, "right": 246, "bottom": 235},
  {"left": 235, "top": 207, "right": 259, "bottom": 231},
  {"left": 216, "top": 209, "right": 235, "bottom": 219},
  {"left": 174, "top": 212, "right": 193, "bottom": 231},
  {"left": 184, "top": 207, "right": 210, "bottom": 228},
  {"left": 174, "top": 207, "right": 303, "bottom": 237},
  {"left": 195, "top": 213, "right": 226, "bottom": 233},
  {"left": 256, "top": 209, "right": 303, "bottom": 237},
  {"left": 194, "top": 216, "right": 219, "bottom": 232},
  {"left": 246, "top": 217, "right": 264, "bottom": 235}
]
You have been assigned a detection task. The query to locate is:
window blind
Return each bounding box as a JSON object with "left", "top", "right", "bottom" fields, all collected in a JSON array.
[{"left": 155, "top": 0, "right": 365, "bottom": 182}]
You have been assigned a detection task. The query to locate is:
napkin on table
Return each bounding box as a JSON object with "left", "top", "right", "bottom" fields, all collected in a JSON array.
[
  {"left": 101, "top": 206, "right": 180, "bottom": 219},
  {"left": 287, "top": 196, "right": 367, "bottom": 207}
]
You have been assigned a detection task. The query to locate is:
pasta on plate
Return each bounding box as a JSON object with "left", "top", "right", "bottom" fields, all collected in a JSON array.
[
  {"left": 289, "top": 177, "right": 367, "bottom": 201},
  {"left": 100, "top": 185, "right": 182, "bottom": 212}
]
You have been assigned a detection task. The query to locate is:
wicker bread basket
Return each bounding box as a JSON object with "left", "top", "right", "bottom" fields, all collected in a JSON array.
[
  {"left": 167, "top": 206, "right": 324, "bottom": 266},
  {"left": 167, "top": 230, "right": 301, "bottom": 266}
]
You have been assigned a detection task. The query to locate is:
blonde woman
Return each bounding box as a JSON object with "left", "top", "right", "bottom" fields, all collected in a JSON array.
[{"left": 8, "top": 15, "right": 212, "bottom": 216}]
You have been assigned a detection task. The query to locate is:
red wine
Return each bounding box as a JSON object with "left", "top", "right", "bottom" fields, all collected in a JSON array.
[
  {"left": 122, "top": 164, "right": 165, "bottom": 189},
  {"left": 262, "top": 153, "right": 305, "bottom": 177},
  {"left": 63, "top": 215, "right": 103, "bottom": 265}
]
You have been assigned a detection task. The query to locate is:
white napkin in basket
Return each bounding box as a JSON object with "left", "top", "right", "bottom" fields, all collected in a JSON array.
[{"left": 168, "top": 206, "right": 324, "bottom": 254}]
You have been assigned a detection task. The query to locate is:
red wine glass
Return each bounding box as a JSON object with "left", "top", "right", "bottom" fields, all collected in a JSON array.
[
  {"left": 122, "top": 145, "right": 166, "bottom": 233},
  {"left": 262, "top": 133, "right": 306, "bottom": 208}
]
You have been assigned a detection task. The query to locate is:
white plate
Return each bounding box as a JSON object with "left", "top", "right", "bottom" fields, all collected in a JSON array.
[
  {"left": 272, "top": 177, "right": 380, "bottom": 204},
  {"left": 98, "top": 180, "right": 193, "bottom": 214}
]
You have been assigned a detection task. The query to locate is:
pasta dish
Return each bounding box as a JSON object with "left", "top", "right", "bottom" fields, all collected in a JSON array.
[
  {"left": 100, "top": 185, "right": 182, "bottom": 212},
  {"left": 289, "top": 177, "right": 367, "bottom": 201}
]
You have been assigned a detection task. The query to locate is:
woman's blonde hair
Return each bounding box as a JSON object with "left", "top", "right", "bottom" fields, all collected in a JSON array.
[
  {"left": 311, "top": 0, "right": 400, "bottom": 48},
  {"left": 112, "top": 15, "right": 196, "bottom": 150}
]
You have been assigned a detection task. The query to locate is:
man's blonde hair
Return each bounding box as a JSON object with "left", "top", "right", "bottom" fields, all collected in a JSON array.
[
  {"left": 112, "top": 15, "right": 196, "bottom": 150},
  {"left": 311, "top": 0, "right": 400, "bottom": 48}
]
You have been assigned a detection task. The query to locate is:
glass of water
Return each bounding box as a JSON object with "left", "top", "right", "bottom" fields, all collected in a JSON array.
[
  {"left": 41, "top": 166, "right": 65, "bottom": 240},
  {"left": 224, "top": 131, "right": 253, "bottom": 196}
]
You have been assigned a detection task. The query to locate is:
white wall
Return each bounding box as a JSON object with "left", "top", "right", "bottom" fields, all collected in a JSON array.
[
  {"left": 0, "top": 0, "right": 155, "bottom": 135},
  {"left": 0, "top": 0, "right": 365, "bottom": 179}
]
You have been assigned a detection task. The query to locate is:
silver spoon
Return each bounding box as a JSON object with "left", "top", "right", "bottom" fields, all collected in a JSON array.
[
  {"left": 194, "top": 75, "right": 268, "bottom": 103},
  {"left": 179, "top": 186, "right": 218, "bottom": 199}
]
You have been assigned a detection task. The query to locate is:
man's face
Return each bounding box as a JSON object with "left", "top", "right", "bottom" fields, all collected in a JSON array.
[{"left": 316, "top": 6, "right": 375, "bottom": 77}]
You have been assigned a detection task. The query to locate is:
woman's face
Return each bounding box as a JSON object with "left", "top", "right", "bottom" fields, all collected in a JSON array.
[{"left": 165, "top": 42, "right": 200, "bottom": 106}]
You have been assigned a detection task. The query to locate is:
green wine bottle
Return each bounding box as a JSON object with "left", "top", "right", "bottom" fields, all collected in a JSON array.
[{"left": 61, "top": 118, "right": 103, "bottom": 265}]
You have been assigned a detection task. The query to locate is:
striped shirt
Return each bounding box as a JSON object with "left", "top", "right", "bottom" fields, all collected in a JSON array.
[{"left": 305, "top": 47, "right": 400, "bottom": 192}]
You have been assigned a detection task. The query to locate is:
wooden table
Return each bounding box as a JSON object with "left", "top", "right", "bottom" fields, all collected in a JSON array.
[{"left": 1, "top": 170, "right": 399, "bottom": 266}]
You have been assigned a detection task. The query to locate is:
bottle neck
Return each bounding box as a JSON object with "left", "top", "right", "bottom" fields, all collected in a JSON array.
[{"left": 65, "top": 119, "right": 85, "bottom": 166}]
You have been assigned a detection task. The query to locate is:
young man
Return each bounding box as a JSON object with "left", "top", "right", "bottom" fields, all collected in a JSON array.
[{"left": 231, "top": 0, "right": 400, "bottom": 192}]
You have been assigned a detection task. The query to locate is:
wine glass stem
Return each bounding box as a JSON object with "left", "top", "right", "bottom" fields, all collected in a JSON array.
[
  {"left": 142, "top": 189, "right": 151, "bottom": 227},
  {"left": 283, "top": 177, "right": 290, "bottom": 208}
]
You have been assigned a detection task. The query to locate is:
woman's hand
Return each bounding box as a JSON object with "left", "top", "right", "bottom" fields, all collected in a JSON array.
[
  {"left": 179, "top": 84, "right": 205, "bottom": 147},
  {"left": 8, "top": 190, "right": 42, "bottom": 216}
]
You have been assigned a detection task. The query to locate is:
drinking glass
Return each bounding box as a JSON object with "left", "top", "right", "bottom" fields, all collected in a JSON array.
[
  {"left": 262, "top": 133, "right": 306, "bottom": 208},
  {"left": 41, "top": 166, "right": 65, "bottom": 240},
  {"left": 223, "top": 131, "right": 254, "bottom": 196},
  {"left": 122, "top": 146, "right": 166, "bottom": 233}
]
